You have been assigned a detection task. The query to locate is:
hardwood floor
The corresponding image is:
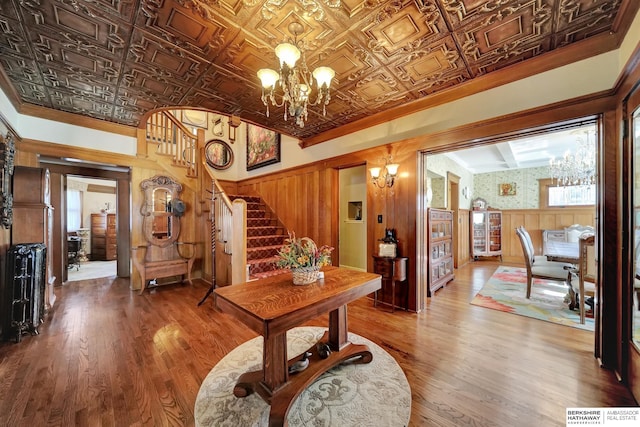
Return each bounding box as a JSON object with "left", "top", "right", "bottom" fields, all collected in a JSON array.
[{"left": 0, "top": 261, "right": 636, "bottom": 426}]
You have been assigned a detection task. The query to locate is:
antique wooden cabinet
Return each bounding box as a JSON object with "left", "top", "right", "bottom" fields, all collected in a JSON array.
[
  {"left": 427, "top": 208, "right": 454, "bottom": 296},
  {"left": 372, "top": 255, "right": 408, "bottom": 312},
  {"left": 11, "top": 166, "right": 55, "bottom": 309},
  {"left": 91, "top": 213, "right": 117, "bottom": 260},
  {"left": 471, "top": 209, "right": 503, "bottom": 260}
]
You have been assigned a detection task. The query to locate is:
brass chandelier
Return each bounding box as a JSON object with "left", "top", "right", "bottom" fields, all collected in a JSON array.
[{"left": 257, "top": 22, "right": 335, "bottom": 128}]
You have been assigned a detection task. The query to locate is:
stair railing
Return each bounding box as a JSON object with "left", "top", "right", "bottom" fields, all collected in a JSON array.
[
  {"left": 203, "top": 159, "right": 247, "bottom": 285},
  {"left": 145, "top": 110, "right": 198, "bottom": 177}
]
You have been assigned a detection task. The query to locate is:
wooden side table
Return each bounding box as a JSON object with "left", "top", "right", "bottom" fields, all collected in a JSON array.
[{"left": 373, "top": 256, "right": 408, "bottom": 312}]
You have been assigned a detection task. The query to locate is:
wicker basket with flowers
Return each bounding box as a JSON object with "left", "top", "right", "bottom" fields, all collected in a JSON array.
[{"left": 276, "top": 232, "right": 334, "bottom": 285}]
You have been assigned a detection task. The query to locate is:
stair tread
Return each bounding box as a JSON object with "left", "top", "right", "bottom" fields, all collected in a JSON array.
[
  {"left": 247, "top": 244, "right": 282, "bottom": 251},
  {"left": 247, "top": 255, "right": 279, "bottom": 265}
]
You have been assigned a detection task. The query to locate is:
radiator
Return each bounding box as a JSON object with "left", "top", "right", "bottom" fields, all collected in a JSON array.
[{"left": 2, "top": 243, "right": 47, "bottom": 343}]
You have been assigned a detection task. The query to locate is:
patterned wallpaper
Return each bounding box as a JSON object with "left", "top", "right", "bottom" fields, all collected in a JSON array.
[
  {"left": 474, "top": 166, "right": 549, "bottom": 209},
  {"left": 427, "top": 151, "right": 549, "bottom": 210}
]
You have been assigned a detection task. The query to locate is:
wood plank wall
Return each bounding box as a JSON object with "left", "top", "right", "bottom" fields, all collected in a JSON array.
[{"left": 495, "top": 207, "right": 596, "bottom": 264}]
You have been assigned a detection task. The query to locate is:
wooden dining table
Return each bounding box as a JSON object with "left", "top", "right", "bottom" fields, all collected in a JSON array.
[
  {"left": 214, "top": 266, "right": 381, "bottom": 427},
  {"left": 543, "top": 239, "right": 580, "bottom": 264}
]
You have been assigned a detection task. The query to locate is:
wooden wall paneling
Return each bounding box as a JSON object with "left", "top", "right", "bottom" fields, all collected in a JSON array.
[{"left": 497, "top": 209, "right": 596, "bottom": 263}]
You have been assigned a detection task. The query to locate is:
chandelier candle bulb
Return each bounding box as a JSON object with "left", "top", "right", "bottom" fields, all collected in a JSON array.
[
  {"left": 257, "top": 69, "right": 279, "bottom": 89},
  {"left": 313, "top": 67, "right": 335, "bottom": 88},
  {"left": 275, "top": 43, "right": 300, "bottom": 68}
]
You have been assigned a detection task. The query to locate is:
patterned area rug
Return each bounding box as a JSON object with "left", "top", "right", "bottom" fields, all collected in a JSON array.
[
  {"left": 194, "top": 326, "right": 411, "bottom": 427},
  {"left": 470, "top": 266, "right": 594, "bottom": 331}
]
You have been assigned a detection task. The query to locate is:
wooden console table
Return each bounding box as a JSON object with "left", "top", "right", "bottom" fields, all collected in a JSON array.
[{"left": 214, "top": 266, "right": 381, "bottom": 427}]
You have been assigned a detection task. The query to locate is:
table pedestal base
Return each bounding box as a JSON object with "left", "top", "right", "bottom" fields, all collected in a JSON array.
[{"left": 233, "top": 332, "right": 373, "bottom": 427}]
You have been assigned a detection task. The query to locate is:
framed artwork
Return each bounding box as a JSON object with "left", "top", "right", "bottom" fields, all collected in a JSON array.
[
  {"left": 499, "top": 182, "right": 516, "bottom": 196},
  {"left": 246, "top": 124, "right": 280, "bottom": 170}
]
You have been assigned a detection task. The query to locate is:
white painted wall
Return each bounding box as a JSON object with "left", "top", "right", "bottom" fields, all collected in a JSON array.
[{"left": 339, "top": 166, "right": 367, "bottom": 271}]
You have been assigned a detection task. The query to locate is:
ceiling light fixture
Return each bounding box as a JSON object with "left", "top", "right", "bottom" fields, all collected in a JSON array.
[
  {"left": 370, "top": 156, "right": 400, "bottom": 188},
  {"left": 549, "top": 130, "right": 596, "bottom": 186},
  {"left": 257, "top": 21, "right": 335, "bottom": 128}
]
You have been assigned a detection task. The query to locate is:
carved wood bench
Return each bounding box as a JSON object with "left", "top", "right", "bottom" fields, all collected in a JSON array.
[{"left": 132, "top": 242, "right": 196, "bottom": 294}]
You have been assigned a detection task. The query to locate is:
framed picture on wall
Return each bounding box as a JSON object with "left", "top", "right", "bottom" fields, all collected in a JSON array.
[
  {"left": 499, "top": 182, "right": 516, "bottom": 196},
  {"left": 246, "top": 124, "right": 281, "bottom": 170}
]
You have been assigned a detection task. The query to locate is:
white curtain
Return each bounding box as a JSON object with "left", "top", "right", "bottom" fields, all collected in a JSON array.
[{"left": 67, "top": 189, "right": 82, "bottom": 231}]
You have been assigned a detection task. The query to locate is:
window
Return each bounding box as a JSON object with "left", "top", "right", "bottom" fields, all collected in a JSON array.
[
  {"left": 540, "top": 178, "right": 595, "bottom": 208},
  {"left": 548, "top": 185, "right": 596, "bottom": 206},
  {"left": 67, "top": 189, "right": 82, "bottom": 231}
]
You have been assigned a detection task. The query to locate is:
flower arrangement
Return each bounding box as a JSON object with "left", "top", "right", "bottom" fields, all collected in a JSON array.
[{"left": 276, "top": 232, "right": 334, "bottom": 270}]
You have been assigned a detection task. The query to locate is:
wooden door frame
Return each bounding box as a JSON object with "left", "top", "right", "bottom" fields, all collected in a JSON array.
[
  {"left": 39, "top": 159, "right": 131, "bottom": 284},
  {"left": 447, "top": 172, "right": 460, "bottom": 269}
]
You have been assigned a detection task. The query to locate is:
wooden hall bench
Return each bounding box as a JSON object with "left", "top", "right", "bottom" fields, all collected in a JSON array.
[
  {"left": 132, "top": 242, "right": 196, "bottom": 294},
  {"left": 133, "top": 175, "right": 196, "bottom": 294}
]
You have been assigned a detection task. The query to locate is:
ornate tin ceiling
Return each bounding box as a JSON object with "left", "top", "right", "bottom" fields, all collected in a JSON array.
[{"left": 0, "top": 0, "right": 632, "bottom": 145}]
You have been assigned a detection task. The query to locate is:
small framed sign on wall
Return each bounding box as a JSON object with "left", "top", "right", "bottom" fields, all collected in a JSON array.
[{"left": 499, "top": 182, "right": 516, "bottom": 196}]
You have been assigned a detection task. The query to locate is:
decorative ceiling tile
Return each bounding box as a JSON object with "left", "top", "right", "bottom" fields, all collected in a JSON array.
[{"left": 0, "top": 0, "right": 630, "bottom": 142}]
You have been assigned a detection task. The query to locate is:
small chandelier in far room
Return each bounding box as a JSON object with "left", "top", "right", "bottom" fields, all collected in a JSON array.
[
  {"left": 257, "top": 21, "right": 335, "bottom": 128},
  {"left": 549, "top": 130, "right": 596, "bottom": 186}
]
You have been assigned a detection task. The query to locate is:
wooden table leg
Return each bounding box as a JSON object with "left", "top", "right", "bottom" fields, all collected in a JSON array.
[
  {"left": 234, "top": 306, "right": 374, "bottom": 427},
  {"left": 233, "top": 332, "right": 288, "bottom": 401},
  {"left": 328, "top": 305, "right": 348, "bottom": 351}
]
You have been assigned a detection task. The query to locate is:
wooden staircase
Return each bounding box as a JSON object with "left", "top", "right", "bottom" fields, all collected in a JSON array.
[
  {"left": 228, "top": 194, "right": 289, "bottom": 280},
  {"left": 144, "top": 110, "right": 199, "bottom": 179}
]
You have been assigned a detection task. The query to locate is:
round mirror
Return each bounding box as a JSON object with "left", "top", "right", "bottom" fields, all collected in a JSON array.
[{"left": 205, "top": 139, "right": 233, "bottom": 170}]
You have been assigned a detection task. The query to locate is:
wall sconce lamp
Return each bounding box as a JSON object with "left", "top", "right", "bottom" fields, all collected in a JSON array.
[{"left": 369, "top": 158, "right": 400, "bottom": 188}]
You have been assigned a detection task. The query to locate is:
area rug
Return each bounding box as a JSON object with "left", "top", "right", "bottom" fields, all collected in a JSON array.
[
  {"left": 194, "top": 326, "right": 411, "bottom": 427},
  {"left": 470, "top": 266, "right": 594, "bottom": 331}
]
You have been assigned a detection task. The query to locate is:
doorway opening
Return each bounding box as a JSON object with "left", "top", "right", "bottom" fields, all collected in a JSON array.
[
  {"left": 38, "top": 156, "right": 131, "bottom": 286},
  {"left": 338, "top": 165, "right": 367, "bottom": 271},
  {"left": 417, "top": 118, "right": 599, "bottom": 315},
  {"left": 66, "top": 176, "right": 118, "bottom": 281}
]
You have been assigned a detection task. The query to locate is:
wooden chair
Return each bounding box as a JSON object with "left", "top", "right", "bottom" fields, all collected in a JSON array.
[
  {"left": 515, "top": 226, "right": 574, "bottom": 298},
  {"left": 572, "top": 232, "right": 597, "bottom": 324}
]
